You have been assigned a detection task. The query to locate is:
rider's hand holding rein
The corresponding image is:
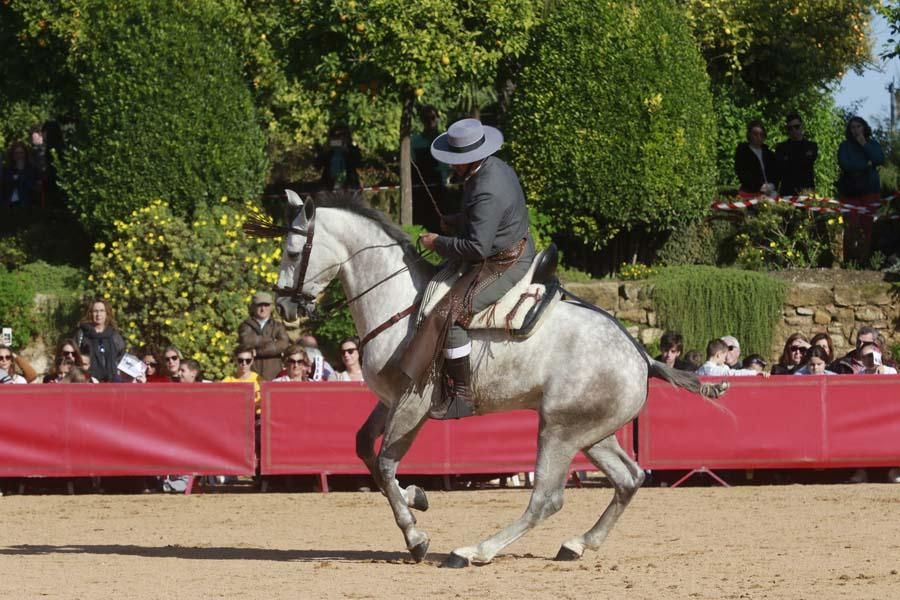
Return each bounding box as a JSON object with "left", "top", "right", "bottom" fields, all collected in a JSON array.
[{"left": 419, "top": 232, "right": 439, "bottom": 251}]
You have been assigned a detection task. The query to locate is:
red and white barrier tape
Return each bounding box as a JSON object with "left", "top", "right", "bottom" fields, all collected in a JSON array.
[{"left": 711, "top": 194, "right": 899, "bottom": 220}]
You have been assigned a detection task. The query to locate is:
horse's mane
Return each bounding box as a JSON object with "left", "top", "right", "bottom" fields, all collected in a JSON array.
[{"left": 312, "top": 190, "right": 418, "bottom": 258}]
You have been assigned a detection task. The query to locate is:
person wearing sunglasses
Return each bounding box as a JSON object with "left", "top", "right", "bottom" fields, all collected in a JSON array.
[
  {"left": 237, "top": 291, "right": 291, "bottom": 381},
  {"left": 161, "top": 346, "right": 184, "bottom": 382},
  {"left": 223, "top": 346, "right": 261, "bottom": 412},
  {"left": 0, "top": 343, "right": 37, "bottom": 384},
  {"left": 770, "top": 333, "right": 811, "bottom": 375},
  {"left": 140, "top": 349, "right": 170, "bottom": 383},
  {"left": 330, "top": 336, "right": 364, "bottom": 382},
  {"left": 273, "top": 346, "right": 312, "bottom": 382},
  {"left": 40, "top": 339, "right": 81, "bottom": 383},
  {"left": 774, "top": 113, "right": 817, "bottom": 197}
]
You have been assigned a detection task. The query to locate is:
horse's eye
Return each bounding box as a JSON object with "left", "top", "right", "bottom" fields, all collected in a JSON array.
[{"left": 287, "top": 251, "right": 301, "bottom": 261}]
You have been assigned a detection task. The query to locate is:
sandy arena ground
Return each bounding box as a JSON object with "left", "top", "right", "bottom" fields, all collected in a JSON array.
[{"left": 1, "top": 485, "right": 898, "bottom": 599}]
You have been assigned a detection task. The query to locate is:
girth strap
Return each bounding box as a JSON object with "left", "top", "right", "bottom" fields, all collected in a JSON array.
[{"left": 359, "top": 303, "right": 419, "bottom": 351}]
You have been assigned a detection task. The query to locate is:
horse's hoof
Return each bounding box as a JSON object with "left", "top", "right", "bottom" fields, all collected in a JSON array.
[
  {"left": 409, "top": 539, "right": 430, "bottom": 563},
  {"left": 554, "top": 546, "right": 582, "bottom": 561},
  {"left": 440, "top": 552, "right": 470, "bottom": 569},
  {"left": 410, "top": 486, "right": 429, "bottom": 512}
]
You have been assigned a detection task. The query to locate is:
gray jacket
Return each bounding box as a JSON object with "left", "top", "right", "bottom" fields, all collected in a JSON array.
[{"left": 434, "top": 156, "right": 535, "bottom": 262}]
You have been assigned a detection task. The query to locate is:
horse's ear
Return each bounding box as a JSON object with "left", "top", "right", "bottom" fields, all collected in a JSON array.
[{"left": 285, "top": 189, "right": 304, "bottom": 208}]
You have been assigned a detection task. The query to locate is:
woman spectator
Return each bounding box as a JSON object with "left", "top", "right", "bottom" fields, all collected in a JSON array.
[
  {"left": 838, "top": 116, "right": 885, "bottom": 260},
  {"left": 793, "top": 346, "right": 834, "bottom": 375},
  {"left": 41, "top": 340, "right": 82, "bottom": 383},
  {"left": 223, "top": 346, "right": 261, "bottom": 413},
  {"left": 273, "top": 346, "right": 312, "bottom": 382},
  {"left": 0, "top": 344, "right": 37, "bottom": 383},
  {"left": 161, "top": 346, "right": 184, "bottom": 382},
  {"left": 1, "top": 140, "right": 38, "bottom": 218},
  {"left": 809, "top": 332, "right": 834, "bottom": 366},
  {"left": 734, "top": 120, "right": 778, "bottom": 197},
  {"left": 331, "top": 336, "right": 364, "bottom": 381},
  {"left": 73, "top": 298, "right": 126, "bottom": 382},
  {"left": 770, "top": 333, "right": 811, "bottom": 375},
  {"left": 141, "top": 349, "right": 170, "bottom": 383}
]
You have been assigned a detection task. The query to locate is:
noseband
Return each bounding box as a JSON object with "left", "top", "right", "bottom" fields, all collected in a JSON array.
[{"left": 275, "top": 203, "right": 317, "bottom": 304}]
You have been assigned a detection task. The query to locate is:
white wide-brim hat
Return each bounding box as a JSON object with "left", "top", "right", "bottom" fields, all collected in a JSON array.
[{"left": 430, "top": 118, "right": 503, "bottom": 165}]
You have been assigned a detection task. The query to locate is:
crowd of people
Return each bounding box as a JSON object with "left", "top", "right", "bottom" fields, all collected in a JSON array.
[
  {"left": 655, "top": 326, "right": 897, "bottom": 378},
  {"left": 0, "top": 293, "right": 365, "bottom": 390}
]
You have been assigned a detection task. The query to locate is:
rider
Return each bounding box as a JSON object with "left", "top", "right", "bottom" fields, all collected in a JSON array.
[{"left": 403, "top": 118, "right": 535, "bottom": 418}]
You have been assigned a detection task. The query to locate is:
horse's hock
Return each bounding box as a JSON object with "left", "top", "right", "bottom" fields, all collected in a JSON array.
[{"left": 562, "top": 269, "right": 899, "bottom": 360}]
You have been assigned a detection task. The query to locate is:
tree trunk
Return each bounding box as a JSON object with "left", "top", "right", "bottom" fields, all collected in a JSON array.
[{"left": 399, "top": 89, "right": 415, "bottom": 226}]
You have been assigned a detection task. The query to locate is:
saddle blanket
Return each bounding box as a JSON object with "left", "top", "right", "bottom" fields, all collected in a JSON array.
[{"left": 418, "top": 251, "right": 555, "bottom": 335}]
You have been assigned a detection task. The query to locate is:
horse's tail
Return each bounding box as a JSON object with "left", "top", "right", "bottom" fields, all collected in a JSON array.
[{"left": 648, "top": 360, "right": 732, "bottom": 414}]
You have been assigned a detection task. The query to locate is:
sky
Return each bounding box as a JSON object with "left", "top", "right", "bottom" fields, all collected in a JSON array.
[{"left": 834, "top": 13, "right": 899, "bottom": 127}]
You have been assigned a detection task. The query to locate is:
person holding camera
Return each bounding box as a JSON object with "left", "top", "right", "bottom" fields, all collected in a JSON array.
[{"left": 0, "top": 343, "right": 37, "bottom": 384}]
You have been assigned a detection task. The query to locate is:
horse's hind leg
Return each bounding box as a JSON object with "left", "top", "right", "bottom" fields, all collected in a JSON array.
[
  {"left": 444, "top": 421, "right": 578, "bottom": 568},
  {"left": 555, "top": 435, "right": 644, "bottom": 561},
  {"left": 356, "top": 401, "right": 429, "bottom": 511}
]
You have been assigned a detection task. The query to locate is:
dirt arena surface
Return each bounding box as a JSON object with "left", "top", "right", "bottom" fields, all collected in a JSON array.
[{"left": 1, "top": 485, "right": 898, "bottom": 599}]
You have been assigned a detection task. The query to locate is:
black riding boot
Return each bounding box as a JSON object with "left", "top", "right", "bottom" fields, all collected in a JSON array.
[{"left": 434, "top": 356, "right": 474, "bottom": 419}]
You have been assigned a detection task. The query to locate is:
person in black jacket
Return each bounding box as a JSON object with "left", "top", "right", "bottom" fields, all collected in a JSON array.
[
  {"left": 775, "top": 113, "right": 818, "bottom": 196},
  {"left": 734, "top": 120, "right": 778, "bottom": 196},
  {"left": 73, "top": 297, "right": 126, "bottom": 382}
]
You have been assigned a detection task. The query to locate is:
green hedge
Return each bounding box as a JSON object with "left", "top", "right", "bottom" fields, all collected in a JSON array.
[
  {"left": 59, "top": 0, "right": 267, "bottom": 238},
  {"left": 651, "top": 266, "right": 786, "bottom": 357},
  {"left": 507, "top": 0, "right": 716, "bottom": 266}
]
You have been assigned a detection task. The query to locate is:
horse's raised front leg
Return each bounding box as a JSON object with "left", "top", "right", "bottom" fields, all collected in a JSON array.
[
  {"left": 555, "top": 434, "right": 644, "bottom": 561},
  {"left": 355, "top": 401, "right": 429, "bottom": 512},
  {"left": 377, "top": 395, "right": 431, "bottom": 562},
  {"left": 443, "top": 419, "right": 578, "bottom": 568}
]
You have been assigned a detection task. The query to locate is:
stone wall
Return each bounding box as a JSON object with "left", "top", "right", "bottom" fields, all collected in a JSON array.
[{"left": 562, "top": 278, "right": 899, "bottom": 361}]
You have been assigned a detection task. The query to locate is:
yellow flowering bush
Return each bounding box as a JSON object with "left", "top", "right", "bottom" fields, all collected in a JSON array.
[
  {"left": 618, "top": 262, "right": 657, "bottom": 280},
  {"left": 89, "top": 198, "right": 279, "bottom": 379}
]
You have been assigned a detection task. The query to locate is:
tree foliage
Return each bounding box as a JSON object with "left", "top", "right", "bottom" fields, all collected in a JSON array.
[
  {"left": 685, "top": 0, "right": 878, "bottom": 104},
  {"left": 507, "top": 0, "right": 716, "bottom": 267},
  {"left": 88, "top": 199, "right": 280, "bottom": 380},
  {"left": 52, "top": 0, "right": 267, "bottom": 237}
]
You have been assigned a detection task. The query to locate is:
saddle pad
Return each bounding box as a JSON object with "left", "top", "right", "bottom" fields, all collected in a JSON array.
[{"left": 418, "top": 254, "right": 546, "bottom": 332}]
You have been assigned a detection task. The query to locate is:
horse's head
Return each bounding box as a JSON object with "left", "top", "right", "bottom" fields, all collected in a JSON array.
[{"left": 274, "top": 190, "right": 342, "bottom": 322}]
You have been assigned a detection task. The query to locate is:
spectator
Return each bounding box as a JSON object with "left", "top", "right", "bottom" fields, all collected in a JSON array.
[
  {"left": 141, "top": 349, "right": 170, "bottom": 383},
  {"left": 741, "top": 354, "right": 768, "bottom": 373},
  {"left": 161, "top": 346, "right": 184, "bottom": 381},
  {"left": 682, "top": 350, "right": 703, "bottom": 371},
  {"left": 696, "top": 338, "right": 768, "bottom": 377},
  {"left": 73, "top": 297, "right": 126, "bottom": 382},
  {"left": 774, "top": 113, "right": 818, "bottom": 196},
  {"left": 237, "top": 291, "right": 290, "bottom": 381},
  {"left": 411, "top": 105, "right": 452, "bottom": 232},
  {"left": 299, "top": 334, "right": 335, "bottom": 379},
  {"left": 2, "top": 141, "right": 38, "bottom": 219},
  {"left": 316, "top": 124, "right": 362, "bottom": 191},
  {"left": 720, "top": 335, "right": 743, "bottom": 369},
  {"left": 831, "top": 326, "right": 877, "bottom": 373},
  {"left": 655, "top": 331, "right": 690, "bottom": 370},
  {"left": 809, "top": 332, "right": 835, "bottom": 366},
  {"left": 0, "top": 344, "right": 38, "bottom": 383},
  {"left": 273, "top": 346, "right": 312, "bottom": 382},
  {"left": 223, "top": 346, "right": 262, "bottom": 413},
  {"left": 734, "top": 120, "right": 778, "bottom": 197},
  {"left": 838, "top": 116, "right": 884, "bottom": 260},
  {"left": 793, "top": 346, "right": 835, "bottom": 375},
  {"left": 771, "top": 333, "right": 811, "bottom": 375},
  {"left": 29, "top": 124, "right": 46, "bottom": 178},
  {"left": 857, "top": 342, "right": 898, "bottom": 375},
  {"left": 331, "top": 336, "right": 364, "bottom": 381},
  {"left": 178, "top": 359, "right": 203, "bottom": 383}
]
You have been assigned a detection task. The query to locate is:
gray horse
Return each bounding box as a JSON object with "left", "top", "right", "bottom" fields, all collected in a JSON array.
[{"left": 259, "top": 190, "right": 725, "bottom": 567}]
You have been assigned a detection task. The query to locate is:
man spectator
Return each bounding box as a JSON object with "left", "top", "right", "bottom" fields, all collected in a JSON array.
[
  {"left": 655, "top": 330, "right": 690, "bottom": 370},
  {"left": 720, "top": 335, "right": 742, "bottom": 369},
  {"left": 831, "top": 326, "right": 878, "bottom": 373},
  {"left": 734, "top": 120, "right": 778, "bottom": 197},
  {"left": 238, "top": 291, "right": 290, "bottom": 380},
  {"left": 775, "top": 113, "right": 818, "bottom": 196}
]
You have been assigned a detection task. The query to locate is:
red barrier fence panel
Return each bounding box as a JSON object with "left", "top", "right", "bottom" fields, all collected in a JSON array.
[
  {"left": 823, "top": 377, "right": 900, "bottom": 467},
  {"left": 640, "top": 377, "right": 900, "bottom": 471},
  {"left": 639, "top": 378, "right": 827, "bottom": 470},
  {"left": 0, "top": 384, "right": 256, "bottom": 477},
  {"left": 260, "top": 382, "right": 633, "bottom": 476}
]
